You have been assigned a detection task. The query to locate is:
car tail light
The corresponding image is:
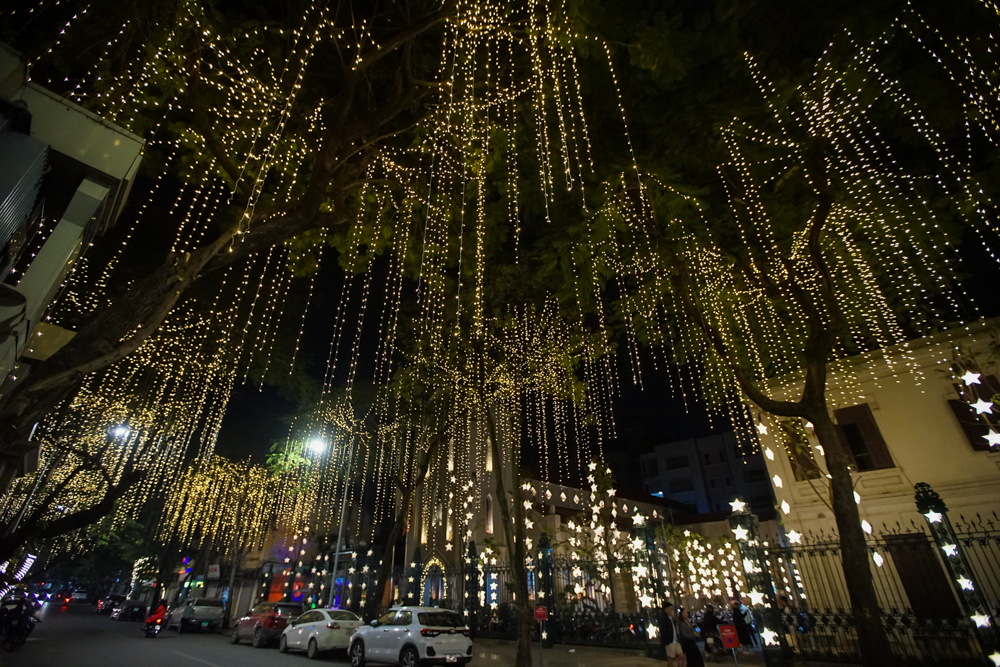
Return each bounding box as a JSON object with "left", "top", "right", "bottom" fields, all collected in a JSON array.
[
  {"left": 326, "top": 622, "right": 341, "bottom": 630},
  {"left": 421, "top": 629, "right": 441, "bottom": 637}
]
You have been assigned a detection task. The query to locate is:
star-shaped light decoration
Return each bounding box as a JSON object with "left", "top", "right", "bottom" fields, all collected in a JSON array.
[
  {"left": 730, "top": 499, "right": 747, "bottom": 512},
  {"left": 748, "top": 590, "right": 765, "bottom": 606},
  {"left": 781, "top": 500, "right": 791, "bottom": 515},
  {"left": 632, "top": 513, "right": 645, "bottom": 526},
  {"left": 925, "top": 511, "right": 943, "bottom": 523},
  {"left": 973, "top": 399, "right": 994, "bottom": 415},
  {"left": 958, "top": 576, "right": 975, "bottom": 591},
  {"left": 732, "top": 526, "right": 749, "bottom": 541},
  {"left": 787, "top": 530, "right": 802, "bottom": 544},
  {"left": 962, "top": 371, "right": 982, "bottom": 386},
  {"left": 445, "top": 543, "right": 453, "bottom": 551},
  {"left": 985, "top": 431, "right": 1000, "bottom": 448},
  {"left": 861, "top": 520, "right": 872, "bottom": 534},
  {"left": 541, "top": 631, "right": 547, "bottom": 640},
  {"left": 757, "top": 422, "right": 768, "bottom": 435},
  {"left": 523, "top": 499, "right": 532, "bottom": 510},
  {"left": 990, "top": 652, "right": 1000, "bottom": 667},
  {"left": 639, "top": 593, "right": 654, "bottom": 608},
  {"left": 854, "top": 492, "right": 861, "bottom": 504},
  {"left": 772, "top": 474, "right": 783, "bottom": 489},
  {"left": 972, "top": 613, "right": 991, "bottom": 628},
  {"left": 873, "top": 553, "right": 884, "bottom": 567},
  {"left": 588, "top": 462, "right": 597, "bottom": 471},
  {"left": 759, "top": 629, "right": 778, "bottom": 646},
  {"left": 764, "top": 448, "right": 774, "bottom": 461},
  {"left": 942, "top": 544, "right": 958, "bottom": 557}
]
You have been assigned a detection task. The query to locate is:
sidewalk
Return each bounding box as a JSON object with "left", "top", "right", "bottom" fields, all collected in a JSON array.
[{"left": 471, "top": 639, "right": 861, "bottom": 667}]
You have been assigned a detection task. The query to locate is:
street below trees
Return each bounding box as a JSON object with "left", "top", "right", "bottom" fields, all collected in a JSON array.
[{"left": 4, "top": 603, "right": 663, "bottom": 667}]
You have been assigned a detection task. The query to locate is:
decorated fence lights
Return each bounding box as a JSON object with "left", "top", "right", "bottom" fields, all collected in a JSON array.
[
  {"left": 463, "top": 541, "right": 479, "bottom": 634},
  {"left": 729, "top": 498, "right": 789, "bottom": 667},
  {"left": 915, "top": 483, "right": 1000, "bottom": 666},
  {"left": 537, "top": 532, "right": 555, "bottom": 648}
]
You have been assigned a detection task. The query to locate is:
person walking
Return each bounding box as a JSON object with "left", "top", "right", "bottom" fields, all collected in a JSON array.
[
  {"left": 677, "top": 608, "right": 705, "bottom": 667},
  {"left": 659, "top": 602, "right": 684, "bottom": 666},
  {"left": 731, "top": 599, "right": 752, "bottom": 649}
]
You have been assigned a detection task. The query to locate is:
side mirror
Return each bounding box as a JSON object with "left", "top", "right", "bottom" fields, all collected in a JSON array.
[{"left": 370, "top": 621, "right": 379, "bottom": 628}]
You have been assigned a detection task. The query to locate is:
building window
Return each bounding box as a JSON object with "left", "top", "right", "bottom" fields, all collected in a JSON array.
[
  {"left": 641, "top": 458, "right": 659, "bottom": 477},
  {"left": 670, "top": 478, "right": 694, "bottom": 493},
  {"left": 665, "top": 456, "right": 689, "bottom": 470},
  {"left": 744, "top": 468, "right": 767, "bottom": 483},
  {"left": 949, "top": 375, "right": 1000, "bottom": 452},
  {"left": 834, "top": 404, "right": 894, "bottom": 472},
  {"left": 750, "top": 494, "right": 773, "bottom": 511}
]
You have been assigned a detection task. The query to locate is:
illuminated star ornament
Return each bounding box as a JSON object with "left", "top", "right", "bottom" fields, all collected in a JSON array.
[
  {"left": 759, "top": 629, "right": 778, "bottom": 646},
  {"left": 732, "top": 526, "right": 749, "bottom": 541},
  {"left": 925, "top": 511, "right": 943, "bottom": 524},
  {"left": 730, "top": 499, "right": 747, "bottom": 512},
  {"left": 756, "top": 422, "right": 768, "bottom": 435},
  {"left": 748, "top": 590, "right": 765, "bottom": 606},
  {"left": 787, "top": 530, "right": 802, "bottom": 544},
  {"left": 972, "top": 399, "right": 994, "bottom": 415},
  {"left": 958, "top": 576, "right": 975, "bottom": 591},
  {"left": 941, "top": 544, "right": 958, "bottom": 557},
  {"left": 962, "top": 371, "right": 981, "bottom": 386},
  {"left": 972, "top": 613, "right": 991, "bottom": 628},
  {"left": 991, "top": 652, "right": 1000, "bottom": 667},
  {"left": 985, "top": 431, "right": 1000, "bottom": 449}
]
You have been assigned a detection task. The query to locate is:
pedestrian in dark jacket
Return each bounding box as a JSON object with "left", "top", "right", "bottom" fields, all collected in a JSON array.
[
  {"left": 678, "top": 609, "right": 705, "bottom": 667},
  {"left": 659, "top": 602, "right": 682, "bottom": 665},
  {"left": 731, "top": 599, "right": 752, "bottom": 648}
]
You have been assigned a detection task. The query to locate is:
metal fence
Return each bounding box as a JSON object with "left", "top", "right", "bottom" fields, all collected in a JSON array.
[{"left": 765, "top": 518, "right": 1000, "bottom": 665}]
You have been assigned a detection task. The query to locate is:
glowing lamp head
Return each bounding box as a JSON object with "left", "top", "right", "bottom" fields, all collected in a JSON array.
[
  {"left": 307, "top": 438, "right": 327, "bottom": 455},
  {"left": 110, "top": 425, "right": 130, "bottom": 438}
]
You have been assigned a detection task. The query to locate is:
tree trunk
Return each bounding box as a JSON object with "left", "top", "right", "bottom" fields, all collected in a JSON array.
[
  {"left": 484, "top": 408, "right": 532, "bottom": 667},
  {"left": 809, "top": 407, "right": 896, "bottom": 667},
  {"left": 367, "top": 488, "right": 411, "bottom": 618}
]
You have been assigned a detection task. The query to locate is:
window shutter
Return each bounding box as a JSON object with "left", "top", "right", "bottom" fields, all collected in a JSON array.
[
  {"left": 948, "top": 399, "right": 992, "bottom": 452},
  {"left": 834, "top": 403, "right": 894, "bottom": 470}
]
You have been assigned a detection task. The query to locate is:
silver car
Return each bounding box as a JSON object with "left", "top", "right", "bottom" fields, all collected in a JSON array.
[{"left": 166, "top": 597, "right": 224, "bottom": 633}]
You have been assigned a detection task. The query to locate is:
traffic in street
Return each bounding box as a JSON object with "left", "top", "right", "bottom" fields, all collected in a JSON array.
[{"left": 6, "top": 600, "right": 661, "bottom": 667}]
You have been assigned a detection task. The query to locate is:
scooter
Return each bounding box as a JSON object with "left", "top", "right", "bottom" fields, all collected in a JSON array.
[
  {"left": 143, "top": 618, "right": 163, "bottom": 638},
  {"left": 0, "top": 598, "right": 41, "bottom": 651}
]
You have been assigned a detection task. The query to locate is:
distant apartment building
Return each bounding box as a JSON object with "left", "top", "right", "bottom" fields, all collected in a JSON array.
[{"left": 639, "top": 431, "right": 775, "bottom": 514}]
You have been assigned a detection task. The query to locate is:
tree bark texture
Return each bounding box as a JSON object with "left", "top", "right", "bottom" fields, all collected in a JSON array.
[{"left": 809, "top": 407, "right": 896, "bottom": 667}]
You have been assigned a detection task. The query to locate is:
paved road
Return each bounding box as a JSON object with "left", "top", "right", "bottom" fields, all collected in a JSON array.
[{"left": 2, "top": 602, "right": 666, "bottom": 667}]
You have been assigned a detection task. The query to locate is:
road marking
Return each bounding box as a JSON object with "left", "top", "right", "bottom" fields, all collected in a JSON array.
[{"left": 173, "top": 651, "right": 227, "bottom": 667}]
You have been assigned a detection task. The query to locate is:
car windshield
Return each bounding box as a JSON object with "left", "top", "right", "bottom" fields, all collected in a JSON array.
[
  {"left": 418, "top": 612, "right": 463, "bottom": 627},
  {"left": 329, "top": 611, "right": 359, "bottom": 621},
  {"left": 196, "top": 599, "right": 223, "bottom": 607},
  {"left": 276, "top": 604, "right": 303, "bottom": 617}
]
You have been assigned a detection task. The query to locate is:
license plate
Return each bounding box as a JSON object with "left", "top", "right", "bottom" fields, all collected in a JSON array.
[{"left": 445, "top": 658, "right": 458, "bottom": 664}]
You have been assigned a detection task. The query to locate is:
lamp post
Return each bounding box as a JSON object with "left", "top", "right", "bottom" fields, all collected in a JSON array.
[{"left": 330, "top": 435, "right": 356, "bottom": 608}]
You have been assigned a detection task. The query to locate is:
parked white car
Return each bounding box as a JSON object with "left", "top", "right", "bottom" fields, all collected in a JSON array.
[
  {"left": 166, "top": 597, "right": 224, "bottom": 633},
  {"left": 279, "top": 608, "right": 363, "bottom": 658},
  {"left": 349, "top": 606, "right": 472, "bottom": 667}
]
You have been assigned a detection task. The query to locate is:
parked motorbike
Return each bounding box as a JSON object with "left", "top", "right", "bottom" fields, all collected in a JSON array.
[{"left": 143, "top": 618, "right": 163, "bottom": 638}]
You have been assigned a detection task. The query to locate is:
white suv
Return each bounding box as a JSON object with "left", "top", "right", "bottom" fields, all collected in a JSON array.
[{"left": 349, "top": 606, "right": 472, "bottom": 666}]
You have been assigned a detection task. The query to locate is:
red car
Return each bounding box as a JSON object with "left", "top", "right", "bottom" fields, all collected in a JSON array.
[{"left": 231, "top": 601, "right": 303, "bottom": 648}]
